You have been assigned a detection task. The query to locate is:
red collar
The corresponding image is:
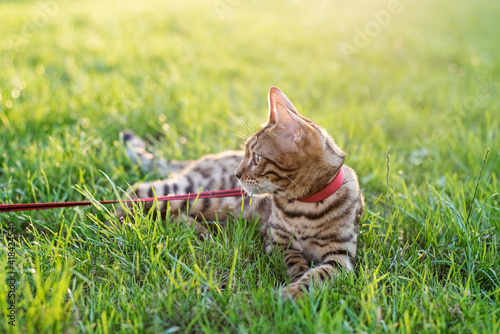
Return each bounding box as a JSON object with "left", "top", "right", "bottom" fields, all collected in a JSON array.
[{"left": 296, "top": 167, "right": 344, "bottom": 203}]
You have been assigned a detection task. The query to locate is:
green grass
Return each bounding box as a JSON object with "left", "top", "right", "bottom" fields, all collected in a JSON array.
[{"left": 1, "top": 0, "right": 499, "bottom": 332}]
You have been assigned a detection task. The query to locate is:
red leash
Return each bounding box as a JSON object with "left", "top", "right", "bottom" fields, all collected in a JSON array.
[
  {"left": 0, "top": 189, "right": 246, "bottom": 213},
  {"left": 0, "top": 167, "right": 345, "bottom": 213}
]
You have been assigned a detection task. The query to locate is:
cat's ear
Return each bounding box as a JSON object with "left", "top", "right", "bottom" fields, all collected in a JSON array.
[
  {"left": 273, "top": 101, "right": 302, "bottom": 145},
  {"left": 268, "top": 87, "right": 298, "bottom": 123},
  {"left": 267, "top": 87, "right": 305, "bottom": 151}
]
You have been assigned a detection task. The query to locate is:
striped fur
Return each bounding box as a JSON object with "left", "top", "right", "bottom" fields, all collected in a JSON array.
[{"left": 118, "top": 87, "right": 363, "bottom": 299}]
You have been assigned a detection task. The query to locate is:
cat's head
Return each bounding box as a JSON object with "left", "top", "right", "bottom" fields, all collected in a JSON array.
[{"left": 235, "top": 87, "right": 345, "bottom": 199}]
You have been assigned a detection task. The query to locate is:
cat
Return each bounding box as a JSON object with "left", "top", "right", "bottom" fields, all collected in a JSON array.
[{"left": 117, "top": 87, "right": 364, "bottom": 299}]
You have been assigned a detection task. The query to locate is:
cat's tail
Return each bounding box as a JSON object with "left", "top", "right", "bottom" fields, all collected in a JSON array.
[{"left": 120, "top": 130, "right": 174, "bottom": 176}]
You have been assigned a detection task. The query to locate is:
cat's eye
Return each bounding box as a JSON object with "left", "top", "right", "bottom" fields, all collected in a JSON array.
[{"left": 254, "top": 154, "right": 262, "bottom": 164}]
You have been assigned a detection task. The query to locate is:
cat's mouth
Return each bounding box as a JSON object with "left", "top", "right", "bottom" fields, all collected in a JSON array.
[
  {"left": 237, "top": 179, "right": 269, "bottom": 198},
  {"left": 238, "top": 178, "right": 290, "bottom": 199}
]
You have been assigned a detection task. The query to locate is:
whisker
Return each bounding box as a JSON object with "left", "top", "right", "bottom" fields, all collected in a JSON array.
[
  {"left": 233, "top": 132, "right": 249, "bottom": 141},
  {"left": 259, "top": 180, "right": 294, "bottom": 197},
  {"left": 256, "top": 188, "right": 272, "bottom": 205},
  {"left": 259, "top": 183, "right": 293, "bottom": 201},
  {"left": 281, "top": 174, "right": 300, "bottom": 189},
  {"left": 227, "top": 110, "right": 252, "bottom": 138}
]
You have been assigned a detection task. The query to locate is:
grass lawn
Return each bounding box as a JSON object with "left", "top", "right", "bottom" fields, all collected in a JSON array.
[{"left": 1, "top": 0, "right": 499, "bottom": 332}]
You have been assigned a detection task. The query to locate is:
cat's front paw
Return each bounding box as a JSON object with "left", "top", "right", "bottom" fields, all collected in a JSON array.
[{"left": 281, "top": 282, "right": 307, "bottom": 300}]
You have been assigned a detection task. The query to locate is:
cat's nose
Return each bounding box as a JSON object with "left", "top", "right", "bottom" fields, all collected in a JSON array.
[{"left": 235, "top": 164, "right": 244, "bottom": 179}]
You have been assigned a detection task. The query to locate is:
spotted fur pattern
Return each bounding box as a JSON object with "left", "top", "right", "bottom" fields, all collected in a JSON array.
[
  {"left": 116, "top": 142, "right": 270, "bottom": 234},
  {"left": 118, "top": 87, "right": 363, "bottom": 299}
]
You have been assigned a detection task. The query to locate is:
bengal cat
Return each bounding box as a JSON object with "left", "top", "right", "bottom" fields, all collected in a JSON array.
[{"left": 117, "top": 87, "right": 363, "bottom": 299}]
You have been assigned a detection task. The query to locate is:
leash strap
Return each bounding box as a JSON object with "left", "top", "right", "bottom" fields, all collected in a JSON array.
[{"left": 0, "top": 188, "right": 246, "bottom": 213}]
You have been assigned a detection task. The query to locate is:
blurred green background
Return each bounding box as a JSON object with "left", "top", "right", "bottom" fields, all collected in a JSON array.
[{"left": 0, "top": 0, "right": 499, "bottom": 332}]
